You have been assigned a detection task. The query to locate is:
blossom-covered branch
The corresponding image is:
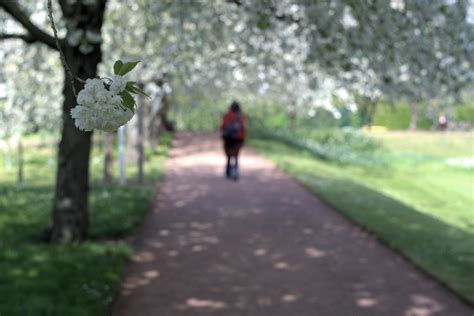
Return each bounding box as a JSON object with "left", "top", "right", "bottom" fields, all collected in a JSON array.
[{"left": 70, "top": 60, "right": 147, "bottom": 132}]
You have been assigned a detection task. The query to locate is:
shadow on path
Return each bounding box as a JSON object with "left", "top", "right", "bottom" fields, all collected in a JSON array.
[
  {"left": 113, "top": 132, "right": 473, "bottom": 316},
  {"left": 298, "top": 175, "right": 474, "bottom": 304}
]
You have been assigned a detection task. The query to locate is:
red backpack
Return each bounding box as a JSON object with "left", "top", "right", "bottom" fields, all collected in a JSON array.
[{"left": 222, "top": 113, "right": 242, "bottom": 140}]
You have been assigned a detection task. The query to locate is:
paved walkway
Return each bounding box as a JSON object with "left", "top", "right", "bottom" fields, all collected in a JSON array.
[{"left": 113, "top": 133, "right": 472, "bottom": 316}]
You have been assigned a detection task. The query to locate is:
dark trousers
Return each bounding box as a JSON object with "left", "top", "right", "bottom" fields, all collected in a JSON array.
[{"left": 223, "top": 138, "right": 243, "bottom": 178}]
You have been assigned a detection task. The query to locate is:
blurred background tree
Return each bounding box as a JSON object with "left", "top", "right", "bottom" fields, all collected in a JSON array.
[{"left": 0, "top": 0, "right": 472, "bottom": 241}]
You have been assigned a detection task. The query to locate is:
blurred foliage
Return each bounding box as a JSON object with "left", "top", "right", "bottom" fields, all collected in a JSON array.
[
  {"left": 0, "top": 132, "right": 173, "bottom": 185},
  {"left": 252, "top": 127, "right": 388, "bottom": 168},
  {"left": 167, "top": 96, "right": 472, "bottom": 134},
  {"left": 170, "top": 96, "right": 226, "bottom": 131},
  {"left": 454, "top": 105, "right": 474, "bottom": 125},
  {"left": 0, "top": 242, "right": 129, "bottom": 316},
  {"left": 372, "top": 103, "right": 432, "bottom": 130},
  {"left": 0, "top": 133, "right": 172, "bottom": 316}
]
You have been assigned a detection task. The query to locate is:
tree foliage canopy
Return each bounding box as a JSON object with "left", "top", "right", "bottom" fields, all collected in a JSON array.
[{"left": 1, "top": 0, "right": 472, "bottom": 136}]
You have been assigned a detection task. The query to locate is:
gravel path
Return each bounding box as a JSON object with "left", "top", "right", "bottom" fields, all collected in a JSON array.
[{"left": 113, "top": 132, "right": 472, "bottom": 316}]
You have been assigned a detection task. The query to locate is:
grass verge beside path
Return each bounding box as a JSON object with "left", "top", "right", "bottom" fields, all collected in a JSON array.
[
  {"left": 250, "top": 136, "right": 474, "bottom": 305},
  {"left": 0, "top": 133, "right": 172, "bottom": 316}
]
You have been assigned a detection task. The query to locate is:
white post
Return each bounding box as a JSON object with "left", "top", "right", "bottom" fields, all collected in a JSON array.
[
  {"left": 136, "top": 86, "right": 145, "bottom": 184},
  {"left": 118, "top": 126, "right": 126, "bottom": 185}
]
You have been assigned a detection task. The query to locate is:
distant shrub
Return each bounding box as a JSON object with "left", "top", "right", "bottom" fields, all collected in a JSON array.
[
  {"left": 253, "top": 128, "right": 388, "bottom": 168},
  {"left": 454, "top": 106, "right": 474, "bottom": 126},
  {"left": 170, "top": 101, "right": 224, "bottom": 131},
  {"left": 372, "top": 103, "right": 433, "bottom": 130}
]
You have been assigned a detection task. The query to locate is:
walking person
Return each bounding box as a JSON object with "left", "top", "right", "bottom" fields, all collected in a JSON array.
[
  {"left": 221, "top": 101, "right": 246, "bottom": 180},
  {"left": 438, "top": 112, "right": 448, "bottom": 130}
]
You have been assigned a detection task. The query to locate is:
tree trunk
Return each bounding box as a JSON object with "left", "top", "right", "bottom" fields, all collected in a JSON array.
[
  {"left": 49, "top": 63, "right": 93, "bottom": 242},
  {"left": 148, "top": 93, "right": 163, "bottom": 151},
  {"left": 48, "top": 1, "right": 107, "bottom": 242},
  {"left": 149, "top": 116, "right": 159, "bottom": 151},
  {"left": 287, "top": 103, "right": 296, "bottom": 133},
  {"left": 158, "top": 94, "right": 174, "bottom": 132},
  {"left": 136, "top": 84, "right": 145, "bottom": 183},
  {"left": 288, "top": 111, "right": 296, "bottom": 132},
  {"left": 409, "top": 102, "right": 418, "bottom": 131},
  {"left": 365, "top": 100, "right": 377, "bottom": 130},
  {"left": 103, "top": 132, "right": 113, "bottom": 184},
  {"left": 366, "top": 111, "right": 373, "bottom": 130},
  {"left": 17, "top": 139, "right": 23, "bottom": 185}
]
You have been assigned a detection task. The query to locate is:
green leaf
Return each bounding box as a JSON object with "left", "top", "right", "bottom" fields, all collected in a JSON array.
[
  {"left": 118, "top": 60, "right": 140, "bottom": 76},
  {"left": 134, "top": 86, "right": 151, "bottom": 98},
  {"left": 126, "top": 86, "right": 138, "bottom": 94},
  {"left": 125, "top": 81, "right": 137, "bottom": 94},
  {"left": 125, "top": 81, "right": 138, "bottom": 93},
  {"left": 125, "top": 81, "right": 150, "bottom": 98},
  {"left": 113, "top": 60, "right": 124, "bottom": 75},
  {"left": 119, "top": 91, "right": 136, "bottom": 112}
]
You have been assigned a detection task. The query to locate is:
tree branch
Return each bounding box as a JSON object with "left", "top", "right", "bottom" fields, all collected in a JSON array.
[
  {"left": 47, "top": 0, "right": 85, "bottom": 96},
  {"left": 0, "top": 32, "right": 36, "bottom": 43},
  {"left": 226, "top": 0, "right": 301, "bottom": 24},
  {"left": 0, "top": 1, "right": 57, "bottom": 50}
]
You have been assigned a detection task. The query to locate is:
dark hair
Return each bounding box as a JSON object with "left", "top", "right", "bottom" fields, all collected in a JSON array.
[{"left": 230, "top": 100, "right": 241, "bottom": 112}]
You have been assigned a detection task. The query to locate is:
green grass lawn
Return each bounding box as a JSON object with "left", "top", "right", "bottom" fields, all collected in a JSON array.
[
  {"left": 250, "top": 131, "right": 474, "bottom": 304},
  {"left": 0, "top": 132, "right": 172, "bottom": 316},
  {"left": 372, "top": 131, "right": 473, "bottom": 158}
]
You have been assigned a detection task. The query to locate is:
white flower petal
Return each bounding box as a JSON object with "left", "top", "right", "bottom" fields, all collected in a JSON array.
[{"left": 109, "top": 75, "right": 127, "bottom": 94}]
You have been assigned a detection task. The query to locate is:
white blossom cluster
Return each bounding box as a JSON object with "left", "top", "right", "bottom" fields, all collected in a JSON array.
[{"left": 70, "top": 76, "right": 133, "bottom": 132}]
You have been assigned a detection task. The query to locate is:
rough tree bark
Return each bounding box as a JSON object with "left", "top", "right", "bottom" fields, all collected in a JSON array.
[
  {"left": 158, "top": 93, "right": 174, "bottom": 132},
  {"left": 0, "top": 0, "right": 108, "bottom": 242},
  {"left": 1, "top": 0, "right": 108, "bottom": 242},
  {"left": 50, "top": 62, "right": 93, "bottom": 241},
  {"left": 48, "top": 0, "right": 108, "bottom": 242}
]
